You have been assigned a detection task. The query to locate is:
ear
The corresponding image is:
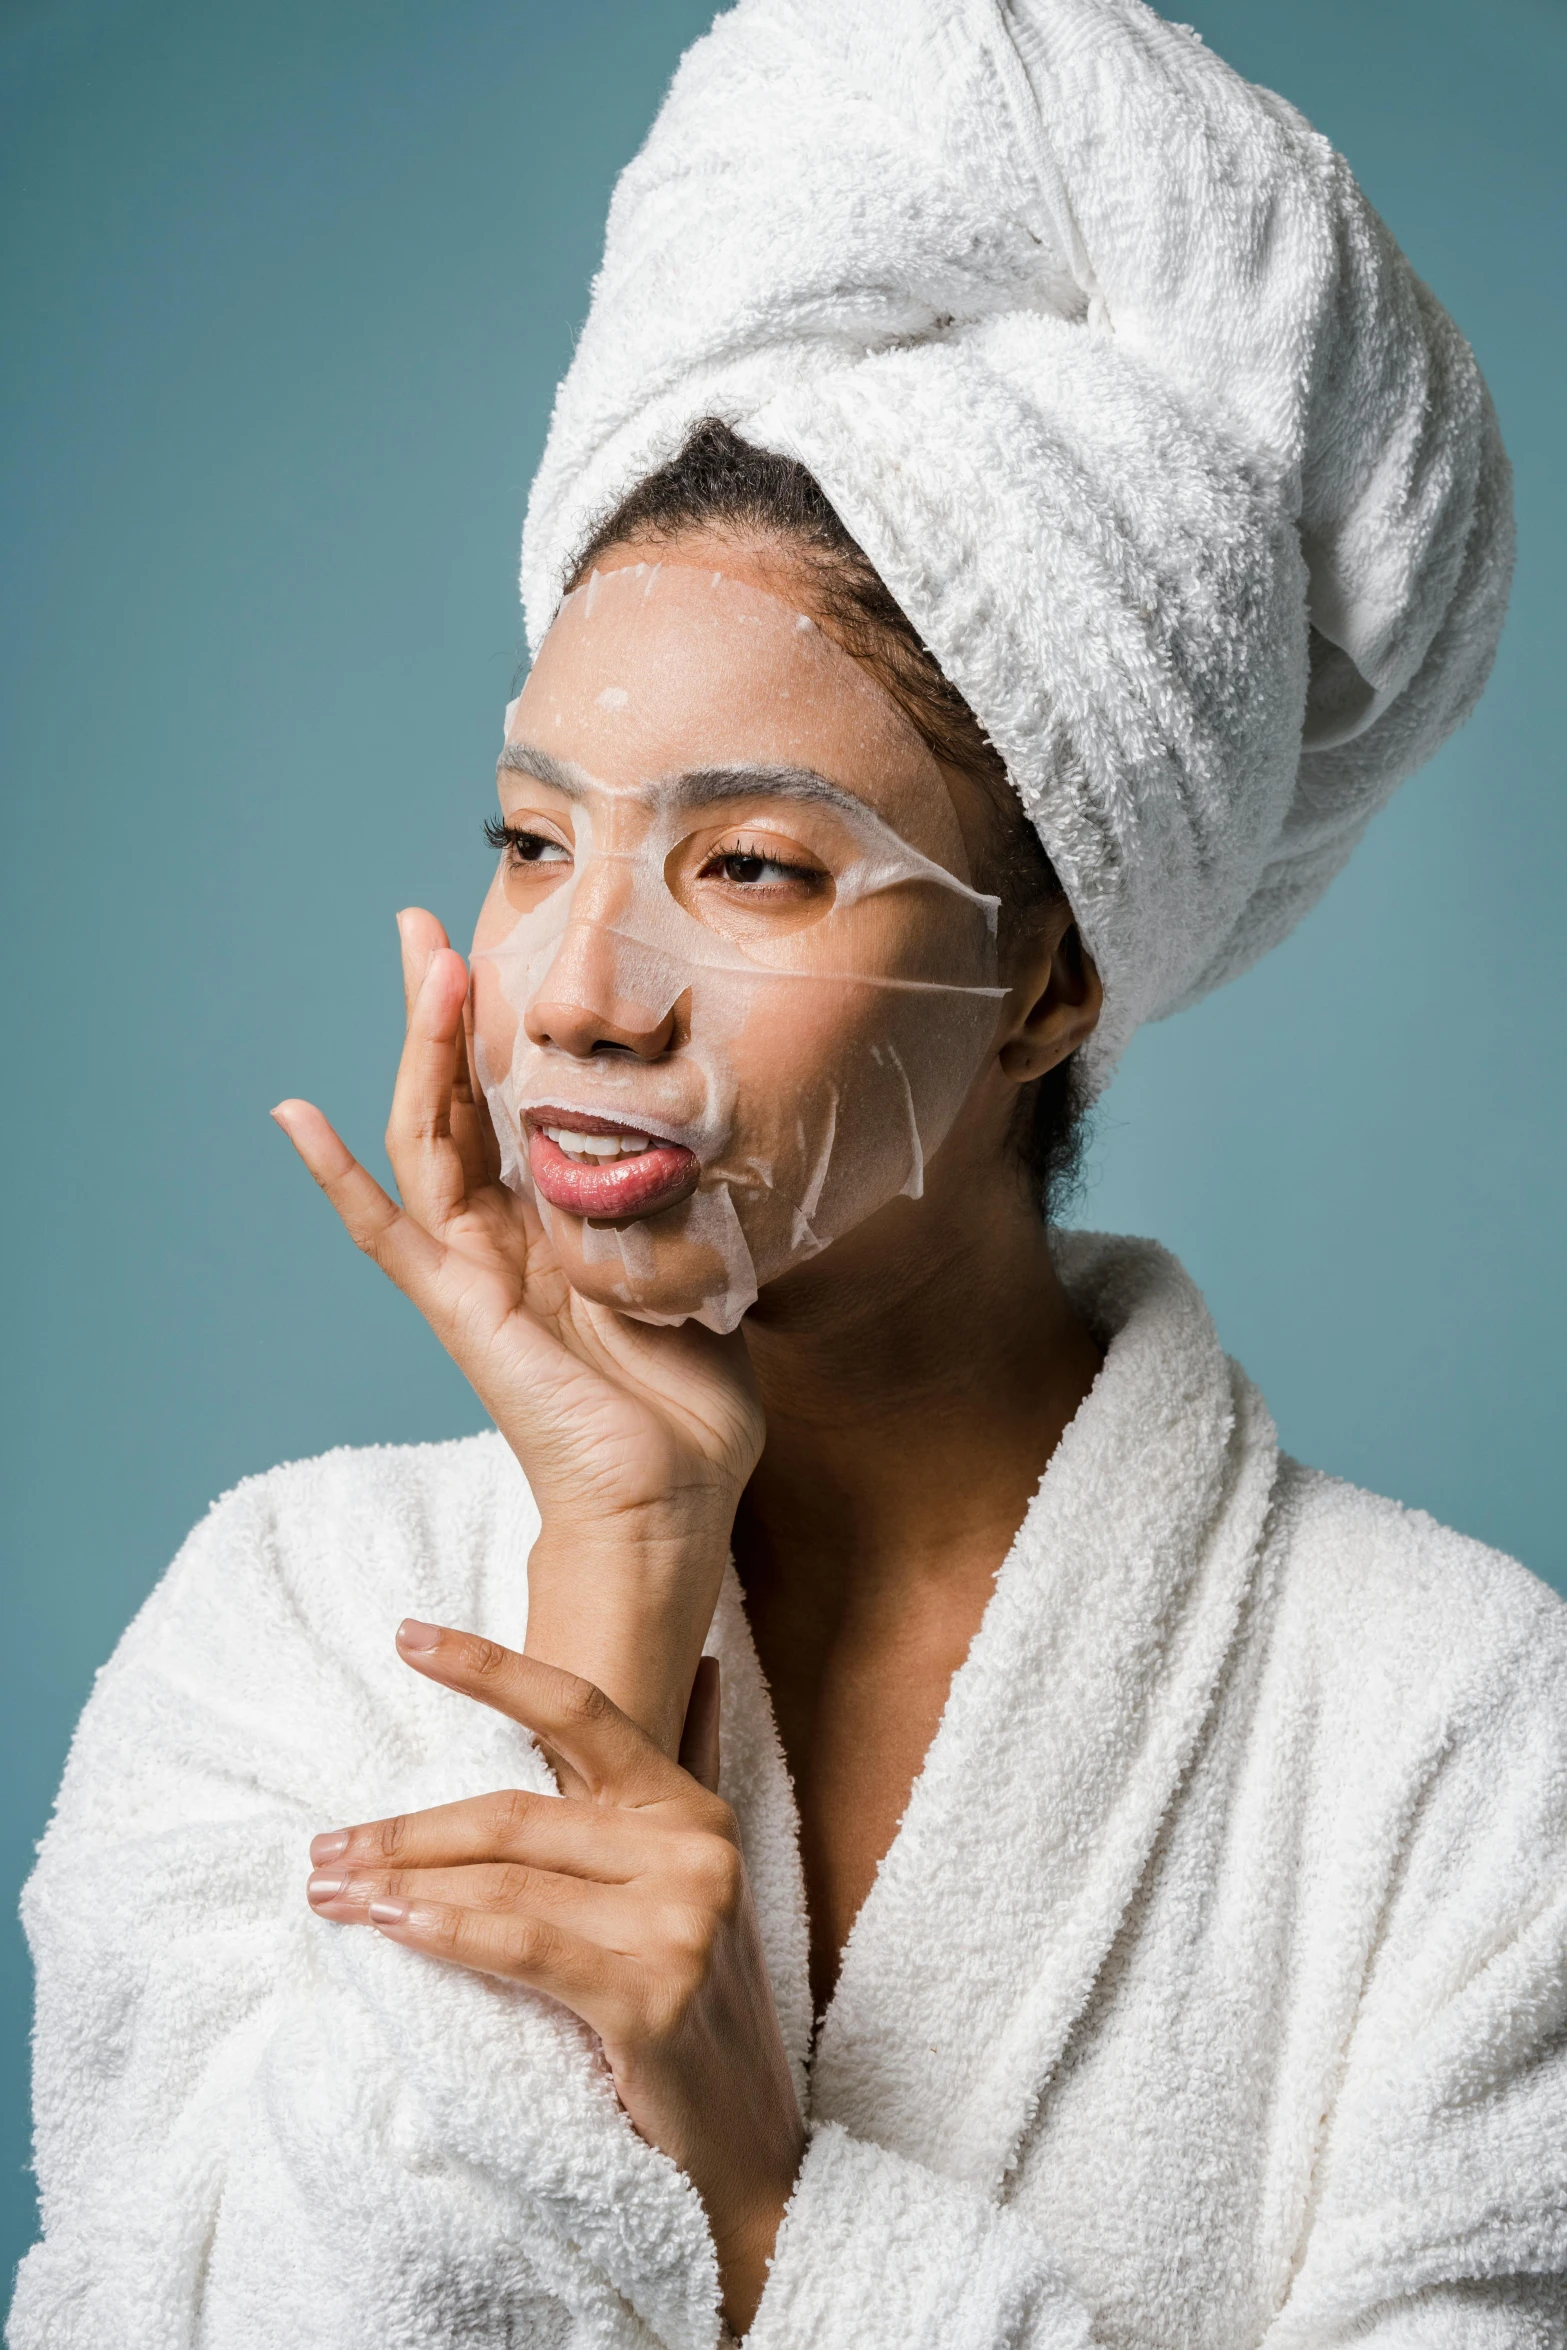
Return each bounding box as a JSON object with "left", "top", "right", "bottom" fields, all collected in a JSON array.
[{"left": 997, "top": 902, "right": 1103, "bottom": 1085}]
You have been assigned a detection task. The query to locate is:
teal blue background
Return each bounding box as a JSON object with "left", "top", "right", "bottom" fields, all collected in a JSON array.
[{"left": 3, "top": 0, "right": 1563, "bottom": 2296}]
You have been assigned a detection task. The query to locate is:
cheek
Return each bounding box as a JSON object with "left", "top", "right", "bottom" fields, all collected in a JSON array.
[
  {"left": 710, "top": 973, "right": 999, "bottom": 1249},
  {"left": 710, "top": 981, "right": 866, "bottom": 1173},
  {"left": 744, "top": 879, "right": 995, "bottom": 994}
]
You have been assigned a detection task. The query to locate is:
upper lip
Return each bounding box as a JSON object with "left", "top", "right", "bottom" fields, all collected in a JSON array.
[{"left": 524, "top": 1106, "right": 685, "bottom": 1145}]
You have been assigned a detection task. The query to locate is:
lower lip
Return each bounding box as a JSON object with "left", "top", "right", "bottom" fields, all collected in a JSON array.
[{"left": 527, "top": 1128, "right": 701, "bottom": 1221}]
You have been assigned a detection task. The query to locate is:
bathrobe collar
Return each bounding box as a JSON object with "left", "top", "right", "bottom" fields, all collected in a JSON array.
[{"left": 715, "top": 1232, "right": 1279, "bottom": 2195}]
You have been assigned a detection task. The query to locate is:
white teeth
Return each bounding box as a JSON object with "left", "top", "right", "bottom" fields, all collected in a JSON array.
[{"left": 543, "top": 1126, "right": 654, "bottom": 1162}]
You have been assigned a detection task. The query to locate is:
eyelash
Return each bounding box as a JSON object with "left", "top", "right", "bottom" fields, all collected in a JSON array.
[
  {"left": 485, "top": 817, "right": 568, "bottom": 865},
  {"left": 699, "top": 837, "right": 824, "bottom": 888}
]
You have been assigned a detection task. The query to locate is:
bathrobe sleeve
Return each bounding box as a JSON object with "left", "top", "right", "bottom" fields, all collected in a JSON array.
[{"left": 10, "top": 1454, "right": 724, "bottom": 2350}]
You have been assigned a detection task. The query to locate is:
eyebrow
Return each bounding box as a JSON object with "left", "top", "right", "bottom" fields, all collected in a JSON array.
[
  {"left": 497, "top": 740, "right": 588, "bottom": 796},
  {"left": 497, "top": 740, "right": 868, "bottom": 821}
]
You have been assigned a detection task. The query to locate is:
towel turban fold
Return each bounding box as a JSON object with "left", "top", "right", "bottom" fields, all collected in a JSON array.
[{"left": 522, "top": 0, "right": 1513, "bottom": 1076}]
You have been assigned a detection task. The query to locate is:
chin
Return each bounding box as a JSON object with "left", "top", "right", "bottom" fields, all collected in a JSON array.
[{"left": 551, "top": 1214, "right": 760, "bottom": 1336}]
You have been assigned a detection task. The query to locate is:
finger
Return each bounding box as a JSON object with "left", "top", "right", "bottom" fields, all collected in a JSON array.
[
  {"left": 678, "top": 1656, "right": 721, "bottom": 1794},
  {"left": 395, "top": 1622, "right": 685, "bottom": 1808},
  {"left": 453, "top": 981, "right": 503, "bottom": 1189},
  {"left": 305, "top": 1858, "right": 625, "bottom": 1944},
  {"left": 363, "top": 1892, "right": 633, "bottom": 2033},
  {"left": 310, "top": 1784, "right": 658, "bottom": 1879},
  {"left": 397, "top": 906, "right": 451, "bottom": 1027},
  {"left": 272, "top": 1100, "right": 445, "bottom": 1297},
  {"left": 398, "top": 906, "right": 488, "bottom": 1194},
  {"left": 394, "top": 911, "right": 493, "bottom": 1193},
  {"left": 384, "top": 947, "right": 474, "bottom": 1228}
]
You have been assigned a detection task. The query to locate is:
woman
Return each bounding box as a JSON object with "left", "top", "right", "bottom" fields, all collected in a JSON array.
[{"left": 13, "top": 2, "right": 1564, "bottom": 2346}]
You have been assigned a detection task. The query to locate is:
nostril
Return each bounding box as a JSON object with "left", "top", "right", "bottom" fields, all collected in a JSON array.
[{"left": 591, "top": 1039, "right": 634, "bottom": 1055}]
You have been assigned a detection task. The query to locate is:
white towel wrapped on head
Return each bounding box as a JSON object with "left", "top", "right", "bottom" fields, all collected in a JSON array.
[{"left": 523, "top": 0, "right": 1513, "bottom": 1077}]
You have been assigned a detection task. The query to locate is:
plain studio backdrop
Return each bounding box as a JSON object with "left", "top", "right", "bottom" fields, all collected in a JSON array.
[{"left": 2, "top": 0, "right": 1564, "bottom": 2292}]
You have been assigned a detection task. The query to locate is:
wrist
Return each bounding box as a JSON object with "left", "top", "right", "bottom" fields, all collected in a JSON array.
[
  {"left": 523, "top": 1523, "right": 732, "bottom": 1755},
  {"left": 533, "top": 1493, "right": 737, "bottom": 1576}
]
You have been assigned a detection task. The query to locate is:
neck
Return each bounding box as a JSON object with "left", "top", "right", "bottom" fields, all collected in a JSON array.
[{"left": 735, "top": 1167, "right": 1102, "bottom": 1626}]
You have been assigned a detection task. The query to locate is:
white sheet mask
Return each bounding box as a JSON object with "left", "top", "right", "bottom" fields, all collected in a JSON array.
[{"left": 471, "top": 561, "right": 1006, "bottom": 1332}]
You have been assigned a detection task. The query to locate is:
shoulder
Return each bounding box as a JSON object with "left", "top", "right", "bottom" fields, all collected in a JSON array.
[
  {"left": 1255, "top": 1459, "right": 1567, "bottom": 1846},
  {"left": 198, "top": 1423, "right": 526, "bottom": 1542},
  {"left": 151, "top": 1426, "right": 534, "bottom": 1639},
  {"left": 1267, "top": 1458, "right": 1567, "bottom": 1704},
  {"left": 47, "top": 1432, "right": 537, "bottom": 1837}
]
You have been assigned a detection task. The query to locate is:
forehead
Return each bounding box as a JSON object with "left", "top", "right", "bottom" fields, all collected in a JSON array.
[{"left": 510, "top": 561, "right": 957, "bottom": 849}]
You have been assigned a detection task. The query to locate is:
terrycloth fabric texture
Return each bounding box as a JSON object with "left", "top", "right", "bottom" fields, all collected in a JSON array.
[
  {"left": 522, "top": 0, "right": 1513, "bottom": 1079},
  {"left": 12, "top": 1237, "right": 1567, "bottom": 2348}
]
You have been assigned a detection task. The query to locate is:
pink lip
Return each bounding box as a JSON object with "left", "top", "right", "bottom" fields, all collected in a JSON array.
[{"left": 526, "top": 1110, "right": 700, "bottom": 1222}]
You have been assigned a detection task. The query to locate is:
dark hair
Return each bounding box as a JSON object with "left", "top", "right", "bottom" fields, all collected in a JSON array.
[{"left": 565, "top": 419, "right": 1090, "bottom": 1220}]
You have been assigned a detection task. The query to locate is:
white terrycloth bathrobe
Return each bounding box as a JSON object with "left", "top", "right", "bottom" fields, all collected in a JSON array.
[{"left": 12, "top": 1237, "right": 1567, "bottom": 2348}]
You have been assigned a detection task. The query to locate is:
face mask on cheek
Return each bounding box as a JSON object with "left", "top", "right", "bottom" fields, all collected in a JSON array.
[{"left": 470, "top": 562, "right": 1006, "bottom": 1333}]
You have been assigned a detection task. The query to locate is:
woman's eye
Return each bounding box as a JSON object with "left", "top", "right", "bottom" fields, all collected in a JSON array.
[
  {"left": 485, "top": 817, "right": 570, "bottom": 869},
  {"left": 513, "top": 833, "right": 569, "bottom": 866},
  {"left": 702, "top": 842, "right": 825, "bottom": 894}
]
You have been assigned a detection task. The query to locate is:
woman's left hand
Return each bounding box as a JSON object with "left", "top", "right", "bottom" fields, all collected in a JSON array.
[{"left": 306, "top": 1619, "right": 804, "bottom": 2338}]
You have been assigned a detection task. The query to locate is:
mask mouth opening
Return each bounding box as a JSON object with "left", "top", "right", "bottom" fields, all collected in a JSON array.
[
  {"left": 524, "top": 1104, "right": 690, "bottom": 1152},
  {"left": 522, "top": 1108, "right": 703, "bottom": 1224},
  {"left": 472, "top": 559, "right": 1006, "bottom": 1333}
]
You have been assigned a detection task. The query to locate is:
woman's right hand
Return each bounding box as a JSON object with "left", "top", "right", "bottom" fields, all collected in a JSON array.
[
  {"left": 272, "top": 906, "right": 763, "bottom": 1758},
  {"left": 308, "top": 1630, "right": 805, "bottom": 2338}
]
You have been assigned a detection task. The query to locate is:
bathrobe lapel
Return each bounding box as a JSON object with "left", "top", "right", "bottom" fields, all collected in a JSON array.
[
  {"left": 708, "top": 1569, "right": 817, "bottom": 2103},
  {"left": 754, "top": 1235, "right": 1279, "bottom": 2195}
]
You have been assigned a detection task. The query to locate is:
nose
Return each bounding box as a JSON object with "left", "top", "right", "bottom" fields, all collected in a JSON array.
[{"left": 523, "top": 916, "right": 681, "bottom": 1059}]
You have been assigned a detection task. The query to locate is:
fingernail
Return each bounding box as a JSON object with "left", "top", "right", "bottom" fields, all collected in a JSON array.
[
  {"left": 307, "top": 1873, "right": 349, "bottom": 1903},
  {"left": 396, "top": 908, "right": 410, "bottom": 937},
  {"left": 310, "top": 1831, "right": 349, "bottom": 1864},
  {"left": 368, "top": 1898, "right": 409, "bottom": 1927},
  {"left": 397, "top": 1618, "right": 441, "bottom": 1652}
]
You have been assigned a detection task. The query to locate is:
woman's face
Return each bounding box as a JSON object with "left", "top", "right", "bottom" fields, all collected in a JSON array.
[{"left": 470, "top": 556, "right": 1008, "bottom": 1331}]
